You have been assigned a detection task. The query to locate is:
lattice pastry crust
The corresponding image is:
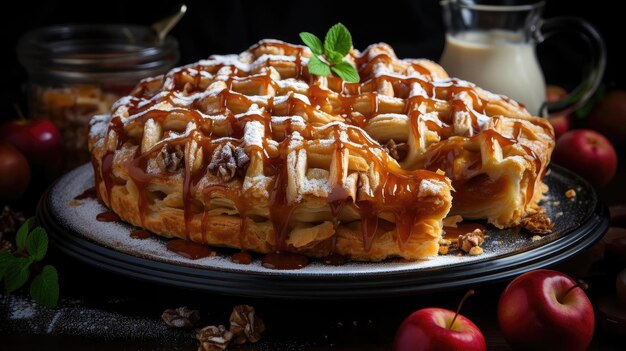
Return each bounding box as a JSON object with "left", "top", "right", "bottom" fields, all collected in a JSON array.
[{"left": 88, "top": 39, "right": 554, "bottom": 261}]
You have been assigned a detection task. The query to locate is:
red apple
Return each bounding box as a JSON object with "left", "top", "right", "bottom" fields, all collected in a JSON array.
[
  {"left": 393, "top": 291, "right": 486, "bottom": 351},
  {"left": 0, "top": 117, "right": 63, "bottom": 178},
  {"left": 551, "top": 129, "right": 617, "bottom": 188},
  {"left": 587, "top": 91, "right": 626, "bottom": 148},
  {"left": 548, "top": 115, "right": 570, "bottom": 140},
  {"left": 0, "top": 143, "right": 31, "bottom": 199},
  {"left": 498, "top": 269, "right": 594, "bottom": 351}
]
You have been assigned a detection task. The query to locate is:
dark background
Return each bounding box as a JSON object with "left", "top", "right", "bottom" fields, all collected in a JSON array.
[{"left": 0, "top": 0, "right": 622, "bottom": 120}]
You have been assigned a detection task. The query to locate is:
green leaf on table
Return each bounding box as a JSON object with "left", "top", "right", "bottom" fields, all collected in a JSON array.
[
  {"left": 331, "top": 61, "right": 360, "bottom": 83},
  {"left": 30, "top": 265, "right": 59, "bottom": 308},
  {"left": 4, "top": 257, "right": 32, "bottom": 292},
  {"left": 324, "top": 23, "right": 352, "bottom": 56},
  {"left": 0, "top": 251, "right": 15, "bottom": 281},
  {"left": 299, "top": 32, "right": 323, "bottom": 55},
  {"left": 26, "top": 227, "right": 48, "bottom": 262},
  {"left": 16, "top": 217, "right": 37, "bottom": 252},
  {"left": 308, "top": 55, "right": 331, "bottom": 76}
]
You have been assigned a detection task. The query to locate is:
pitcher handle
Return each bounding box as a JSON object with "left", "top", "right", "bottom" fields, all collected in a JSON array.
[{"left": 537, "top": 17, "right": 606, "bottom": 116}]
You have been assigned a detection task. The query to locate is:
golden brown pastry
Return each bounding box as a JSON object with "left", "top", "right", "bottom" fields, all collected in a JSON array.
[{"left": 88, "top": 39, "right": 553, "bottom": 262}]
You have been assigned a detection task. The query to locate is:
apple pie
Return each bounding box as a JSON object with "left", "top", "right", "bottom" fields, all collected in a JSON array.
[{"left": 88, "top": 39, "right": 554, "bottom": 262}]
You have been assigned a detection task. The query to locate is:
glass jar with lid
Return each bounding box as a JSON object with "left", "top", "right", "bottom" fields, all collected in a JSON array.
[{"left": 17, "top": 24, "right": 179, "bottom": 168}]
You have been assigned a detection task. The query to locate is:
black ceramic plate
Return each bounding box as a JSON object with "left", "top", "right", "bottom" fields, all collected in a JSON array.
[{"left": 38, "top": 164, "right": 609, "bottom": 299}]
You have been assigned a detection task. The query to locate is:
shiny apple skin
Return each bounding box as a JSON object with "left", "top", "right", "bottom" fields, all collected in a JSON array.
[
  {"left": 498, "top": 269, "right": 594, "bottom": 351},
  {"left": 393, "top": 307, "right": 486, "bottom": 351}
]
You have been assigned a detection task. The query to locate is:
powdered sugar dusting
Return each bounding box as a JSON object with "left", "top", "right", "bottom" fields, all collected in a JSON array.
[{"left": 43, "top": 165, "right": 577, "bottom": 278}]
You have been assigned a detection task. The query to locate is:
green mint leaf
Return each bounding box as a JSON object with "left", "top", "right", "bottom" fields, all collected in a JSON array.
[
  {"left": 16, "top": 217, "right": 37, "bottom": 251},
  {"left": 30, "top": 265, "right": 59, "bottom": 308},
  {"left": 0, "top": 251, "right": 15, "bottom": 281},
  {"left": 308, "top": 55, "right": 331, "bottom": 76},
  {"left": 4, "top": 257, "right": 32, "bottom": 292},
  {"left": 324, "top": 23, "right": 352, "bottom": 57},
  {"left": 26, "top": 227, "right": 48, "bottom": 262},
  {"left": 325, "top": 50, "right": 344, "bottom": 65},
  {"left": 299, "top": 32, "right": 323, "bottom": 55},
  {"left": 331, "top": 61, "right": 360, "bottom": 83}
]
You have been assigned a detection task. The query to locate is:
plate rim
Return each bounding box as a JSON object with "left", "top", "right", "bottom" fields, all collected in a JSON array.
[{"left": 38, "top": 164, "right": 610, "bottom": 298}]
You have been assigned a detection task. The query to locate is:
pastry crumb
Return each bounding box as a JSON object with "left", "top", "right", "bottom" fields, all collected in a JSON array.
[
  {"left": 69, "top": 200, "right": 81, "bottom": 207},
  {"left": 565, "top": 188, "right": 576, "bottom": 199},
  {"left": 556, "top": 212, "right": 563, "bottom": 218},
  {"left": 443, "top": 215, "right": 464, "bottom": 228},
  {"left": 531, "top": 235, "right": 543, "bottom": 242}
]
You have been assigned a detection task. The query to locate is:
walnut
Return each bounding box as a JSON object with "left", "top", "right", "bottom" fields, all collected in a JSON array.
[
  {"left": 565, "top": 188, "right": 576, "bottom": 200},
  {"left": 208, "top": 143, "right": 250, "bottom": 182},
  {"left": 521, "top": 212, "right": 554, "bottom": 235},
  {"left": 458, "top": 229, "right": 485, "bottom": 254},
  {"left": 469, "top": 246, "right": 483, "bottom": 256},
  {"left": 162, "top": 306, "right": 200, "bottom": 329},
  {"left": 0, "top": 206, "right": 25, "bottom": 235},
  {"left": 438, "top": 238, "right": 452, "bottom": 255},
  {"left": 157, "top": 144, "right": 185, "bottom": 173},
  {"left": 438, "top": 245, "right": 449, "bottom": 255},
  {"left": 196, "top": 325, "right": 233, "bottom": 351},
  {"left": 229, "top": 305, "right": 265, "bottom": 344},
  {"left": 382, "top": 139, "right": 408, "bottom": 162}
]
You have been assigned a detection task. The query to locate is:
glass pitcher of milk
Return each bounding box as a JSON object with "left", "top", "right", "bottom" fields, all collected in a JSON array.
[{"left": 439, "top": 0, "right": 605, "bottom": 116}]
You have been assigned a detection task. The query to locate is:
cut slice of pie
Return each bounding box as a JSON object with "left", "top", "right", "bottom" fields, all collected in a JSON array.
[{"left": 88, "top": 39, "right": 553, "bottom": 262}]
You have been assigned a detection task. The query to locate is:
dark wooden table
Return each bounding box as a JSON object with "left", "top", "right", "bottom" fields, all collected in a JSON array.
[{"left": 1, "top": 159, "right": 625, "bottom": 351}]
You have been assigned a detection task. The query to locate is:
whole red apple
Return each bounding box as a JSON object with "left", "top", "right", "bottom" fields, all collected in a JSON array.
[
  {"left": 0, "top": 118, "right": 63, "bottom": 177},
  {"left": 393, "top": 291, "right": 486, "bottom": 351},
  {"left": 552, "top": 129, "right": 617, "bottom": 188},
  {"left": 587, "top": 90, "right": 626, "bottom": 148},
  {"left": 498, "top": 269, "right": 594, "bottom": 351},
  {"left": 0, "top": 143, "right": 31, "bottom": 199}
]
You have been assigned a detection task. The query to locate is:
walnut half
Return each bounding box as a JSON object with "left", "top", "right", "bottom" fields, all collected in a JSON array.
[
  {"left": 382, "top": 139, "right": 408, "bottom": 162},
  {"left": 161, "top": 306, "right": 200, "bottom": 329},
  {"left": 196, "top": 325, "right": 233, "bottom": 351},
  {"left": 521, "top": 212, "right": 554, "bottom": 235},
  {"left": 208, "top": 143, "right": 250, "bottom": 182},
  {"left": 458, "top": 229, "right": 485, "bottom": 256},
  {"left": 156, "top": 144, "right": 184, "bottom": 173},
  {"left": 229, "top": 304, "right": 265, "bottom": 344}
]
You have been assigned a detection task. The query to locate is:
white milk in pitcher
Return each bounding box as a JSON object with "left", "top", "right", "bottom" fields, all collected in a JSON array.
[{"left": 439, "top": 30, "right": 546, "bottom": 115}]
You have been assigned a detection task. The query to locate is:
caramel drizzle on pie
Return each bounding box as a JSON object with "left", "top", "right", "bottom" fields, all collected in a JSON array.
[{"left": 92, "top": 39, "right": 552, "bottom": 255}]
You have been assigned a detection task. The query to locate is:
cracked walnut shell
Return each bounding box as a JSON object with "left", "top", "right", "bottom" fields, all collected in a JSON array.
[
  {"left": 229, "top": 304, "right": 265, "bottom": 344},
  {"left": 196, "top": 325, "right": 233, "bottom": 351}
]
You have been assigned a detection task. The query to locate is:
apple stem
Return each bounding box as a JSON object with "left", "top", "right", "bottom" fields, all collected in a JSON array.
[
  {"left": 563, "top": 280, "right": 588, "bottom": 300},
  {"left": 448, "top": 289, "right": 475, "bottom": 330},
  {"left": 13, "top": 104, "right": 26, "bottom": 121}
]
